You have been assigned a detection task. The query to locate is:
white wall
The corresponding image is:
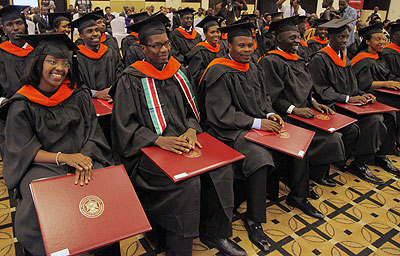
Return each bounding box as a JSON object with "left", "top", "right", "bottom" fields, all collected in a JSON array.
[{"left": 388, "top": 0, "right": 400, "bottom": 21}]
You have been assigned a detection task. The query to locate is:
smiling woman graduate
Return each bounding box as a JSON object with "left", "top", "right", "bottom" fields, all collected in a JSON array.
[{"left": 0, "top": 34, "right": 114, "bottom": 256}]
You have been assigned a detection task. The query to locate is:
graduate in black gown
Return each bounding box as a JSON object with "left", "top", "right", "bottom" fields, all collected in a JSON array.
[
  {"left": 0, "top": 5, "right": 35, "bottom": 156},
  {"left": 75, "top": 10, "right": 119, "bottom": 54},
  {"left": 350, "top": 23, "right": 400, "bottom": 173},
  {"left": 309, "top": 19, "right": 395, "bottom": 184},
  {"left": 307, "top": 19, "right": 329, "bottom": 55},
  {"left": 296, "top": 15, "right": 310, "bottom": 62},
  {"left": 170, "top": 8, "right": 202, "bottom": 64},
  {"left": 186, "top": 16, "right": 225, "bottom": 86},
  {"left": 259, "top": 16, "right": 356, "bottom": 188},
  {"left": 261, "top": 12, "right": 283, "bottom": 55},
  {"left": 0, "top": 5, "right": 35, "bottom": 104},
  {"left": 0, "top": 34, "right": 115, "bottom": 256},
  {"left": 200, "top": 21, "right": 325, "bottom": 253},
  {"left": 382, "top": 22, "right": 400, "bottom": 78},
  {"left": 48, "top": 12, "right": 72, "bottom": 36},
  {"left": 111, "top": 13, "right": 246, "bottom": 256},
  {"left": 121, "top": 11, "right": 148, "bottom": 59},
  {"left": 71, "top": 13, "right": 124, "bottom": 102}
]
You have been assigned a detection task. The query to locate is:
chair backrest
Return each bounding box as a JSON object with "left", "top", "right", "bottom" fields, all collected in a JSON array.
[
  {"left": 111, "top": 16, "right": 126, "bottom": 34},
  {"left": 26, "top": 20, "right": 36, "bottom": 34},
  {"left": 111, "top": 12, "right": 119, "bottom": 18},
  {"left": 73, "top": 13, "right": 80, "bottom": 21}
]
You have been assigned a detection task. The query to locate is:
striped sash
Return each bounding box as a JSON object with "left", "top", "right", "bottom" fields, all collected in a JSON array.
[{"left": 141, "top": 70, "right": 200, "bottom": 135}]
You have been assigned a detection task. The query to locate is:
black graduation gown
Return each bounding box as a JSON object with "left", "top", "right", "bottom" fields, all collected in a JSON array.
[
  {"left": 123, "top": 42, "right": 145, "bottom": 66},
  {"left": 0, "top": 42, "right": 35, "bottom": 98},
  {"left": 170, "top": 28, "right": 202, "bottom": 64},
  {"left": 309, "top": 47, "right": 392, "bottom": 160},
  {"left": 307, "top": 37, "right": 328, "bottom": 55},
  {"left": 77, "top": 43, "right": 124, "bottom": 91},
  {"left": 186, "top": 42, "right": 225, "bottom": 86},
  {"left": 0, "top": 87, "right": 113, "bottom": 255},
  {"left": 381, "top": 43, "right": 400, "bottom": 78},
  {"left": 298, "top": 40, "right": 310, "bottom": 63},
  {"left": 259, "top": 52, "right": 345, "bottom": 166},
  {"left": 111, "top": 59, "right": 233, "bottom": 238},
  {"left": 75, "top": 33, "right": 120, "bottom": 55},
  {"left": 120, "top": 32, "right": 139, "bottom": 58}
]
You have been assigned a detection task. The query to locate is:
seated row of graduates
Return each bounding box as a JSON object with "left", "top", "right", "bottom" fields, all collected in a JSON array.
[{"left": 3, "top": 5, "right": 400, "bottom": 256}]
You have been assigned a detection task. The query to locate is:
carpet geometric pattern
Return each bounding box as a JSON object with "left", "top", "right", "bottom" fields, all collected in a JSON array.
[{"left": 1, "top": 157, "right": 400, "bottom": 256}]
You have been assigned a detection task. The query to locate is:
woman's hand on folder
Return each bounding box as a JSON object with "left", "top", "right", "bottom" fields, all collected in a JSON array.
[
  {"left": 155, "top": 136, "right": 192, "bottom": 154},
  {"left": 57, "top": 153, "right": 92, "bottom": 186}
]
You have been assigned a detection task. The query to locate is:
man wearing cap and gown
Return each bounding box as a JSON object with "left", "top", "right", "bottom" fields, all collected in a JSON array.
[
  {"left": 350, "top": 23, "right": 400, "bottom": 173},
  {"left": 0, "top": 5, "right": 35, "bottom": 155},
  {"left": 170, "top": 8, "right": 202, "bottom": 64},
  {"left": 111, "top": 13, "right": 246, "bottom": 256},
  {"left": 296, "top": 15, "right": 310, "bottom": 62},
  {"left": 186, "top": 16, "right": 225, "bottom": 86},
  {"left": 382, "top": 22, "right": 400, "bottom": 78},
  {"left": 48, "top": 12, "right": 72, "bottom": 35},
  {"left": 261, "top": 12, "right": 283, "bottom": 55},
  {"left": 121, "top": 11, "right": 149, "bottom": 58},
  {"left": 307, "top": 19, "right": 329, "bottom": 54},
  {"left": 71, "top": 13, "right": 124, "bottom": 102},
  {"left": 309, "top": 19, "right": 395, "bottom": 184},
  {"left": 0, "top": 33, "right": 115, "bottom": 256},
  {"left": 75, "top": 10, "right": 119, "bottom": 54},
  {"left": 259, "top": 16, "right": 358, "bottom": 187},
  {"left": 200, "top": 21, "right": 325, "bottom": 253}
]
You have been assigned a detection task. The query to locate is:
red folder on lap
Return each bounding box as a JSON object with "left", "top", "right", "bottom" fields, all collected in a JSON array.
[
  {"left": 244, "top": 123, "right": 315, "bottom": 159},
  {"left": 374, "top": 88, "right": 400, "bottom": 96},
  {"left": 335, "top": 101, "right": 399, "bottom": 115},
  {"left": 288, "top": 109, "right": 357, "bottom": 133},
  {"left": 140, "top": 132, "right": 245, "bottom": 182},
  {"left": 30, "top": 165, "right": 151, "bottom": 256},
  {"left": 92, "top": 99, "right": 113, "bottom": 116}
]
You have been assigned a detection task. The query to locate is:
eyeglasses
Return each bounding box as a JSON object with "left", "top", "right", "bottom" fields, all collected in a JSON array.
[
  {"left": 44, "top": 59, "right": 70, "bottom": 69},
  {"left": 144, "top": 40, "right": 172, "bottom": 50}
]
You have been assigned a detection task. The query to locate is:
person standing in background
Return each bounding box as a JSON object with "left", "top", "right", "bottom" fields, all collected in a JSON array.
[
  {"left": 338, "top": 0, "right": 357, "bottom": 46},
  {"left": 276, "top": 0, "right": 306, "bottom": 18},
  {"left": 74, "top": 0, "right": 92, "bottom": 14},
  {"left": 216, "top": 0, "right": 247, "bottom": 25}
]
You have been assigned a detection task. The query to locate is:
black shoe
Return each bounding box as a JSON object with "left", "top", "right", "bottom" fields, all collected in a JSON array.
[
  {"left": 313, "top": 177, "right": 336, "bottom": 187},
  {"left": 309, "top": 187, "right": 320, "bottom": 200},
  {"left": 286, "top": 196, "right": 325, "bottom": 219},
  {"left": 375, "top": 156, "right": 400, "bottom": 175},
  {"left": 243, "top": 219, "right": 269, "bottom": 252},
  {"left": 346, "top": 162, "right": 384, "bottom": 185},
  {"left": 200, "top": 233, "right": 247, "bottom": 256}
]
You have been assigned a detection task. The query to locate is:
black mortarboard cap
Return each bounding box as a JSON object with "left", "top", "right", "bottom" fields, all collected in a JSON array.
[
  {"left": 127, "top": 11, "right": 149, "bottom": 23},
  {"left": 358, "top": 22, "right": 383, "bottom": 38},
  {"left": 296, "top": 15, "right": 307, "bottom": 24},
  {"left": 268, "top": 15, "right": 298, "bottom": 35},
  {"left": 70, "top": 13, "right": 99, "bottom": 32},
  {"left": 129, "top": 12, "right": 170, "bottom": 42},
  {"left": 321, "top": 19, "right": 353, "bottom": 34},
  {"left": 196, "top": 15, "right": 220, "bottom": 28},
  {"left": 176, "top": 7, "right": 195, "bottom": 17},
  {"left": 92, "top": 9, "right": 104, "bottom": 20},
  {"left": 389, "top": 22, "right": 400, "bottom": 34},
  {"left": 48, "top": 12, "right": 72, "bottom": 28},
  {"left": 20, "top": 34, "right": 77, "bottom": 59},
  {"left": 314, "top": 18, "right": 329, "bottom": 28},
  {"left": 241, "top": 14, "right": 257, "bottom": 20},
  {"left": 267, "top": 12, "right": 283, "bottom": 19},
  {"left": 0, "top": 5, "right": 29, "bottom": 23},
  {"left": 219, "top": 21, "right": 254, "bottom": 39}
]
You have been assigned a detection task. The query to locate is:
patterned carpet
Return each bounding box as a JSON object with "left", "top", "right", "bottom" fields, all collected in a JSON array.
[{"left": 1, "top": 157, "right": 400, "bottom": 256}]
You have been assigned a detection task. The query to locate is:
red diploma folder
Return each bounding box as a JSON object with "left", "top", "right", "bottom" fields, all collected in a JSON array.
[
  {"left": 244, "top": 123, "right": 315, "bottom": 159},
  {"left": 374, "top": 88, "right": 400, "bottom": 96},
  {"left": 140, "top": 132, "right": 245, "bottom": 182},
  {"left": 288, "top": 109, "right": 357, "bottom": 133},
  {"left": 92, "top": 99, "right": 113, "bottom": 116},
  {"left": 30, "top": 165, "right": 151, "bottom": 256},
  {"left": 335, "top": 102, "right": 399, "bottom": 115}
]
